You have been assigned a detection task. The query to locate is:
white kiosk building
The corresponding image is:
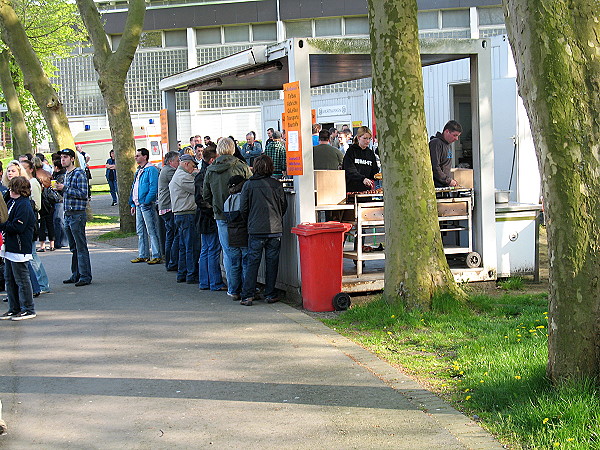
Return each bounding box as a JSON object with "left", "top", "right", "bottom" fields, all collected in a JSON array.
[{"left": 160, "top": 37, "right": 540, "bottom": 298}]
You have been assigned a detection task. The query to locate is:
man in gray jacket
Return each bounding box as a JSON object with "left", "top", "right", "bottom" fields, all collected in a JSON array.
[
  {"left": 158, "top": 151, "right": 179, "bottom": 271},
  {"left": 169, "top": 154, "right": 200, "bottom": 284}
]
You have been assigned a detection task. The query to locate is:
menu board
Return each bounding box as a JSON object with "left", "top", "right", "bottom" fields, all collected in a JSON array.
[{"left": 283, "top": 81, "right": 304, "bottom": 176}]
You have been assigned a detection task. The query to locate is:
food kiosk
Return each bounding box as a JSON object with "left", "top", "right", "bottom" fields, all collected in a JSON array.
[{"left": 160, "top": 37, "right": 540, "bottom": 299}]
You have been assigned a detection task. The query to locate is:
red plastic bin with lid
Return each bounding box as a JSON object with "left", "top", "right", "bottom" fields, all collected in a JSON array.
[{"left": 291, "top": 221, "right": 353, "bottom": 312}]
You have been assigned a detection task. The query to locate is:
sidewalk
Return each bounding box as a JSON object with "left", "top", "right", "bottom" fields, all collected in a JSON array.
[{"left": 0, "top": 199, "right": 502, "bottom": 449}]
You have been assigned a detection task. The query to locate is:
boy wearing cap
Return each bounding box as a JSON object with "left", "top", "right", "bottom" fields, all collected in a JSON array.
[{"left": 55, "top": 148, "right": 92, "bottom": 286}]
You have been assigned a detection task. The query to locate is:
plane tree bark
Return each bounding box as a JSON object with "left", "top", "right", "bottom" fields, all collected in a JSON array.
[
  {"left": 367, "top": 0, "right": 464, "bottom": 309},
  {"left": 503, "top": 0, "right": 600, "bottom": 382},
  {"left": 0, "top": 0, "right": 74, "bottom": 151},
  {"left": 75, "top": 0, "right": 146, "bottom": 231},
  {"left": 0, "top": 49, "right": 33, "bottom": 156}
]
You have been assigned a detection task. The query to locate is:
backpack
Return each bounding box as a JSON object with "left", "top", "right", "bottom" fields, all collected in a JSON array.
[{"left": 223, "top": 191, "right": 247, "bottom": 247}]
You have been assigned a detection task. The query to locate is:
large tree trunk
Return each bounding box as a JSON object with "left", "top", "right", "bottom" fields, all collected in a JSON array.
[
  {"left": 0, "top": 49, "right": 33, "bottom": 156},
  {"left": 76, "top": 0, "right": 145, "bottom": 232},
  {"left": 503, "top": 0, "right": 600, "bottom": 382},
  {"left": 367, "top": 0, "right": 463, "bottom": 309},
  {"left": 0, "top": 0, "right": 74, "bottom": 151}
]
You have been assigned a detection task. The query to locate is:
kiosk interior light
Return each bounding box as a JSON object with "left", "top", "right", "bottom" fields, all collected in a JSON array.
[
  {"left": 188, "top": 78, "right": 223, "bottom": 92},
  {"left": 235, "top": 61, "right": 283, "bottom": 79}
]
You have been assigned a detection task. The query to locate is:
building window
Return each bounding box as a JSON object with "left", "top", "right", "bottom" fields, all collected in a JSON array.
[
  {"left": 252, "top": 23, "right": 277, "bottom": 41},
  {"left": 196, "top": 27, "right": 221, "bottom": 45},
  {"left": 139, "top": 31, "right": 162, "bottom": 48},
  {"left": 418, "top": 11, "right": 439, "bottom": 30},
  {"left": 441, "top": 9, "right": 470, "bottom": 29},
  {"left": 345, "top": 16, "right": 369, "bottom": 35},
  {"left": 315, "top": 18, "right": 342, "bottom": 37},
  {"left": 285, "top": 20, "right": 312, "bottom": 38},
  {"left": 164, "top": 30, "right": 187, "bottom": 47},
  {"left": 478, "top": 7, "right": 505, "bottom": 26},
  {"left": 224, "top": 25, "right": 249, "bottom": 43}
]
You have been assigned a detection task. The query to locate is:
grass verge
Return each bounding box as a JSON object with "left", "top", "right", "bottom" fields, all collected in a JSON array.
[
  {"left": 88, "top": 214, "right": 119, "bottom": 227},
  {"left": 323, "top": 294, "right": 600, "bottom": 449},
  {"left": 91, "top": 184, "right": 111, "bottom": 195},
  {"left": 96, "top": 230, "right": 135, "bottom": 241},
  {"left": 498, "top": 276, "right": 525, "bottom": 291}
]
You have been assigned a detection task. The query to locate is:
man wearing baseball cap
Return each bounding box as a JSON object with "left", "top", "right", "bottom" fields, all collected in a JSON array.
[
  {"left": 55, "top": 148, "right": 92, "bottom": 286},
  {"left": 169, "top": 154, "right": 200, "bottom": 283}
]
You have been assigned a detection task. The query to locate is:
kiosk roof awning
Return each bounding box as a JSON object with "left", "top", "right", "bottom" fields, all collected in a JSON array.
[{"left": 159, "top": 38, "right": 475, "bottom": 93}]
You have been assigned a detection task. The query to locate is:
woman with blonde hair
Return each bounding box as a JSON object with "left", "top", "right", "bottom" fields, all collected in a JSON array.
[
  {"left": 342, "top": 126, "right": 379, "bottom": 193},
  {"left": 1, "top": 161, "right": 28, "bottom": 188}
]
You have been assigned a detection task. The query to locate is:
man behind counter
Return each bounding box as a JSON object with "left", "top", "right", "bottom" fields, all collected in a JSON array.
[
  {"left": 313, "top": 129, "right": 344, "bottom": 170},
  {"left": 429, "top": 120, "right": 462, "bottom": 188}
]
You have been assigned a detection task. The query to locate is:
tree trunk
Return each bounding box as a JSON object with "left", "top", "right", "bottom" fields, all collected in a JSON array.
[
  {"left": 104, "top": 81, "right": 137, "bottom": 232},
  {"left": 76, "top": 0, "right": 145, "bottom": 232},
  {"left": 503, "top": 0, "right": 600, "bottom": 383},
  {"left": 367, "top": 0, "right": 463, "bottom": 309},
  {"left": 0, "top": 49, "right": 33, "bottom": 157},
  {"left": 0, "top": 1, "right": 74, "bottom": 151}
]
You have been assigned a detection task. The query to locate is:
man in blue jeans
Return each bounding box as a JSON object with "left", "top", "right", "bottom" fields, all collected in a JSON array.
[
  {"left": 55, "top": 148, "right": 92, "bottom": 287},
  {"left": 129, "top": 148, "right": 162, "bottom": 265},
  {"left": 169, "top": 154, "right": 200, "bottom": 283}
]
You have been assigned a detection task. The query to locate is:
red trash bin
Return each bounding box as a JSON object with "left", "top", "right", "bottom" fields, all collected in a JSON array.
[{"left": 291, "top": 222, "right": 353, "bottom": 312}]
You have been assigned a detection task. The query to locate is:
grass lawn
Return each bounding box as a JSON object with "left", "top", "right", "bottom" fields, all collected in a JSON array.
[
  {"left": 91, "top": 184, "right": 111, "bottom": 195},
  {"left": 96, "top": 230, "right": 135, "bottom": 241},
  {"left": 87, "top": 214, "right": 119, "bottom": 227},
  {"left": 323, "top": 291, "right": 600, "bottom": 449}
]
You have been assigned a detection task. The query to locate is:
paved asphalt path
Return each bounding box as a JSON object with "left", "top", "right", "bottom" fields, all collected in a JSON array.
[{"left": 0, "top": 196, "right": 502, "bottom": 449}]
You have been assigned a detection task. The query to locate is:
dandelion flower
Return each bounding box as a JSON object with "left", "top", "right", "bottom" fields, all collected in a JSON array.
[
  {"left": 387, "top": 331, "right": 392, "bottom": 335},
  {"left": 515, "top": 375, "right": 521, "bottom": 380},
  {"left": 517, "top": 334, "right": 522, "bottom": 337},
  {"left": 536, "top": 325, "right": 545, "bottom": 329},
  {"left": 464, "top": 389, "right": 470, "bottom": 392},
  {"left": 480, "top": 380, "right": 484, "bottom": 383},
  {"left": 465, "top": 395, "right": 472, "bottom": 400},
  {"left": 484, "top": 372, "right": 488, "bottom": 376},
  {"left": 543, "top": 418, "right": 549, "bottom": 424},
  {"left": 504, "top": 336, "right": 508, "bottom": 339},
  {"left": 391, "top": 315, "right": 396, "bottom": 319},
  {"left": 553, "top": 443, "right": 560, "bottom": 447}
]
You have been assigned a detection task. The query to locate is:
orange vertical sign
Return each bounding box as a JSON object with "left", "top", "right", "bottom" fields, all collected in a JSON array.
[
  {"left": 283, "top": 81, "right": 304, "bottom": 176},
  {"left": 160, "top": 109, "right": 169, "bottom": 151},
  {"left": 311, "top": 109, "right": 316, "bottom": 124},
  {"left": 281, "top": 113, "right": 287, "bottom": 134}
]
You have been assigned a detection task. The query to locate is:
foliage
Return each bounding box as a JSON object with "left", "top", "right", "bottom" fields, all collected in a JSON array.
[
  {"left": 0, "top": 0, "right": 85, "bottom": 146},
  {"left": 323, "top": 293, "right": 600, "bottom": 448}
]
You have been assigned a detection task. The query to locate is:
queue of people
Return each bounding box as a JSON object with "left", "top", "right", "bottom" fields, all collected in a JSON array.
[
  {"left": 1, "top": 120, "right": 457, "bottom": 320},
  {"left": 131, "top": 132, "right": 287, "bottom": 307}
]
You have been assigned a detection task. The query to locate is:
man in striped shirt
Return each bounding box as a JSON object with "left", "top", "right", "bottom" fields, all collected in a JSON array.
[{"left": 55, "top": 148, "right": 92, "bottom": 287}]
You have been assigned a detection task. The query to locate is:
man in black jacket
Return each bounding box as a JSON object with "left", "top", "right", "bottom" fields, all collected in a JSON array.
[
  {"left": 238, "top": 155, "right": 287, "bottom": 306},
  {"left": 429, "top": 120, "right": 462, "bottom": 188}
]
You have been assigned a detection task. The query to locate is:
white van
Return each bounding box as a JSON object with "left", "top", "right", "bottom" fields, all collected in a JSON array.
[{"left": 73, "top": 126, "right": 163, "bottom": 185}]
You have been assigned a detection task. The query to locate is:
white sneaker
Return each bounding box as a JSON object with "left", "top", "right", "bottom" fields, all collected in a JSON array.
[{"left": 12, "top": 311, "right": 36, "bottom": 321}]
